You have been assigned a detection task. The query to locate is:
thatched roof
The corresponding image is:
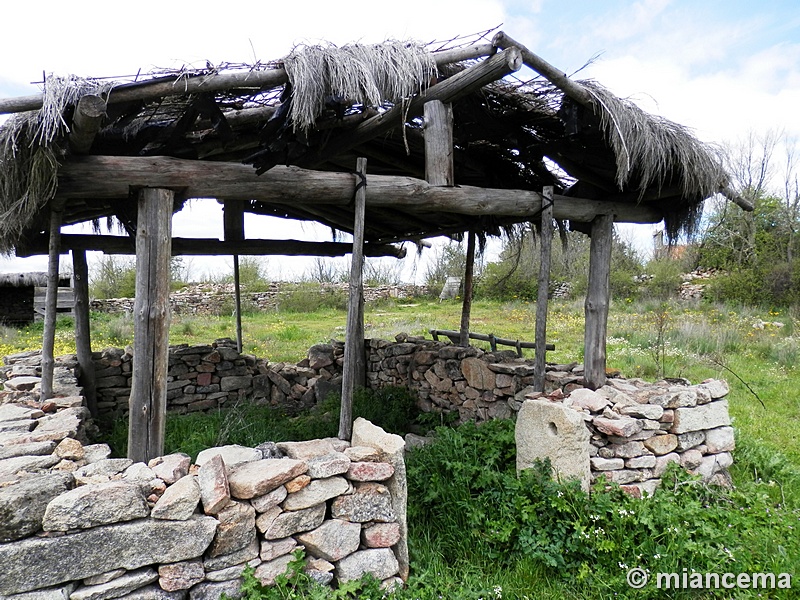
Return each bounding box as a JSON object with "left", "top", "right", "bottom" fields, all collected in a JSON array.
[
  {"left": 0, "top": 272, "right": 70, "bottom": 287},
  {"left": 0, "top": 30, "right": 746, "bottom": 256}
]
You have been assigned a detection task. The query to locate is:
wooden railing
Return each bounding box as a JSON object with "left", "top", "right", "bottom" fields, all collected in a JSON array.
[{"left": 429, "top": 329, "right": 554, "bottom": 357}]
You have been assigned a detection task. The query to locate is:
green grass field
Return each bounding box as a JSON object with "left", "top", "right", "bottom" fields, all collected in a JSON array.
[{"left": 1, "top": 297, "right": 798, "bottom": 598}]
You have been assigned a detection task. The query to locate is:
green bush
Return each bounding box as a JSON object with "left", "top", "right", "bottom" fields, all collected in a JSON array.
[{"left": 277, "top": 283, "right": 348, "bottom": 313}]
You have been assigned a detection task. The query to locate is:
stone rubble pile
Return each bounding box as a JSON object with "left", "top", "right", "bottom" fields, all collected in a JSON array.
[
  {"left": 0, "top": 398, "right": 407, "bottom": 600},
  {"left": 516, "top": 377, "right": 734, "bottom": 497}
]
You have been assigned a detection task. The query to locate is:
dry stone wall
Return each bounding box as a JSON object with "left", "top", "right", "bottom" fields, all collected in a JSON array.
[
  {"left": 0, "top": 377, "right": 408, "bottom": 600},
  {"left": 90, "top": 283, "right": 429, "bottom": 316}
]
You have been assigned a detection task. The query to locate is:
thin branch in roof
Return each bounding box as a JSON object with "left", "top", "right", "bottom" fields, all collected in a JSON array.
[{"left": 282, "top": 41, "right": 437, "bottom": 132}]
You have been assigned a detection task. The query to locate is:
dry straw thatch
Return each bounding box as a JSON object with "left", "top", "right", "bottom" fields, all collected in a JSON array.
[
  {"left": 0, "top": 75, "right": 112, "bottom": 254},
  {"left": 282, "top": 41, "right": 437, "bottom": 131}
]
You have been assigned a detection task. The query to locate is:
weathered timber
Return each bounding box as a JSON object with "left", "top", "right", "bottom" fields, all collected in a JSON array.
[
  {"left": 339, "top": 158, "right": 367, "bottom": 441},
  {"left": 16, "top": 233, "right": 406, "bottom": 259},
  {"left": 584, "top": 214, "right": 614, "bottom": 390},
  {"left": 429, "top": 329, "right": 554, "bottom": 355},
  {"left": 40, "top": 204, "right": 63, "bottom": 402},
  {"left": 128, "top": 188, "right": 173, "bottom": 463},
  {"left": 424, "top": 100, "right": 454, "bottom": 186},
  {"left": 492, "top": 31, "right": 593, "bottom": 107},
  {"left": 68, "top": 95, "right": 107, "bottom": 154},
  {"left": 56, "top": 156, "right": 663, "bottom": 223},
  {"left": 72, "top": 249, "right": 97, "bottom": 417},
  {"left": 299, "top": 48, "right": 523, "bottom": 168},
  {"left": 459, "top": 230, "right": 476, "bottom": 346},
  {"left": 0, "top": 43, "right": 495, "bottom": 115},
  {"left": 224, "top": 200, "right": 246, "bottom": 353},
  {"left": 533, "top": 187, "right": 554, "bottom": 392}
]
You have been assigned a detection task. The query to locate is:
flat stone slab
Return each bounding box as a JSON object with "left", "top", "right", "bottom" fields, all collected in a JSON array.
[
  {"left": 672, "top": 400, "right": 731, "bottom": 434},
  {"left": 0, "top": 515, "right": 217, "bottom": 595}
]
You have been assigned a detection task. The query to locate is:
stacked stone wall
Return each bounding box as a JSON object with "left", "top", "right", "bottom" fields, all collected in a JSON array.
[
  {"left": 0, "top": 377, "right": 407, "bottom": 600},
  {"left": 90, "top": 283, "right": 429, "bottom": 316}
]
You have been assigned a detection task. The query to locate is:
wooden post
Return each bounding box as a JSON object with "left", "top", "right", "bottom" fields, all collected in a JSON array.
[
  {"left": 128, "top": 188, "right": 173, "bottom": 463},
  {"left": 72, "top": 249, "right": 97, "bottom": 417},
  {"left": 584, "top": 213, "right": 614, "bottom": 390},
  {"left": 69, "top": 95, "right": 106, "bottom": 154},
  {"left": 459, "top": 230, "right": 476, "bottom": 347},
  {"left": 424, "top": 100, "right": 454, "bottom": 186},
  {"left": 339, "top": 158, "right": 368, "bottom": 441},
  {"left": 533, "top": 187, "right": 554, "bottom": 392},
  {"left": 40, "top": 203, "right": 63, "bottom": 402},
  {"left": 224, "top": 200, "right": 245, "bottom": 353}
]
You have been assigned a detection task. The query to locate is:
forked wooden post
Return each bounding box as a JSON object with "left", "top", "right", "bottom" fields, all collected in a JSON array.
[
  {"left": 459, "top": 230, "right": 477, "bottom": 347},
  {"left": 533, "top": 186, "right": 554, "bottom": 391},
  {"left": 584, "top": 213, "right": 614, "bottom": 390},
  {"left": 339, "top": 158, "right": 367, "bottom": 440},
  {"left": 128, "top": 188, "right": 173, "bottom": 463},
  {"left": 72, "top": 249, "right": 97, "bottom": 417},
  {"left": 40, "top": 203, "right": 63, "bottom": 402}
]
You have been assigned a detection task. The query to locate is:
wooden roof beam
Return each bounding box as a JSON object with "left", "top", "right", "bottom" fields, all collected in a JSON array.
[
  {"left": 0, "top": 43, "right": 496, "bottom": 115},
  {"left": 56, "top": 155, "right": 663, "bottom": 223},
  {"left": 16, "top": 233, "right": 407, "bottom": 259}
]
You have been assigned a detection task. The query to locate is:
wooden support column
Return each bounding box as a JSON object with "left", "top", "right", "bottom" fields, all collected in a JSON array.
[
  {"left": 339, "top": 158, "right": 367, "bottom": 441},
  {"left": 72, "top": 249, "right": 97, "bottom": 417},
  {"left": 128, "top": 188, "right": 173, "bottom": 463},
  {"left": 459, "top": 230, "right": 477, "bottom": 347},
  {"left": 40, "top": 203, "right": 63, "bottom": 402},
  {"left": 584, "top": 213, "right": 614, "bottom": 390},
  {"left": 424, "top": 100, "right": 454, "bottom": 186},
  {"left": 533, "top": 187, "right": 554, "bottom": 392},
  {"left": 224, "top": 200, "right": 245, "bottom": 353}
]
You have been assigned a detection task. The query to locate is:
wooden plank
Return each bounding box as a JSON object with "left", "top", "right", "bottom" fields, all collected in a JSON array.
[
  {"left": 56, "top": 156, "right": 664, "bottom": 223},
  {"left": 459, "top": 230, "right": 476, "bottom": 347},
  {"left": 72, "top": 250, "right": 97, "bottom": 417},
  {"left": 584, "top": 213, "right": 614, "bottom": 390},
  {"left": 533, "top": 186, "right": 554, "bottom": 392},
  {"left": 40, "top": 204, "right": 63, "bottom": 402},
  {"left": 339, "top": 158, "right": 367, "bottom": 441},
  {"left": 424, "top": 100, "right": 454, "bottom": 186},
  {"left": 128, "top": 188, "right": 173, "bottom": 463}
]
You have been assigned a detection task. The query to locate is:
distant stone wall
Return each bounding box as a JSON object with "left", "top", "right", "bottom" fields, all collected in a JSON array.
[
  {"left": 0, "top": 383, "right": 408, "bottom": 598},
  {"left": 90, "top": 283, "right": 430, "bottom": 316}
]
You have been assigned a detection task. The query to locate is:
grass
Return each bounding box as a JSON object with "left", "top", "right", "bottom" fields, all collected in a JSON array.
[{"left": 2, "top": 296, "right": 799, "bottom": 598}]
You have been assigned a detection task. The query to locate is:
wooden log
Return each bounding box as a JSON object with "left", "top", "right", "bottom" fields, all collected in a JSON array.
[
  {"left": 424, "top": 100, "right": 454, "bottom": 186},
  {"left": 492, "top": 31, "right": 594, "bottom": 107},
  {"left": 68, "top": 95, "right": 106, "bottom": 154},
  {"left": 428, "top": 329, "right": 554, "bottom": 352},
  {"left": 299, "top": 48, "right": 523, "bottom": 169},
  {"left": 533, "top": 187, "right": 554, "bottom": 392},
  {"left": 17, "top": 233, "right": 406, "bottom": 259},
  {"left": 224, "top": 200, "right": 246, "bottom": 353},
  {"left": 583, "top": 214, "right": 614, "bottom": 390},
  {"left": 339, "top": 158, "right": 367, "bottom": 441},
  {"left": 56, "top": 156, "right": 664, "bottom": 223},
  {"left": 40, "top": 204, "right": 63, "bottom": 402},
  {"left": 128, "top": 188, "right": 173, "bottom": 463},
  {"left": 72, "top": 249, "right": 97, "bottom": 417},
  {"left": 459, "top": 230, "right": 476, "bottom": 347},
  {"left": 0, "top": 43, "right": 495, "bottom": 116}
]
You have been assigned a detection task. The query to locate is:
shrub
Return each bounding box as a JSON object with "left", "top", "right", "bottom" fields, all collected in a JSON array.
[{"left": 277, "top": 283, "right": 348, "bottom": 313}]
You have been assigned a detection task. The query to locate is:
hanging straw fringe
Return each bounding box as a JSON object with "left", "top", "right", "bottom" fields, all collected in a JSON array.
[
  {"left": 282, "top": 41, "right": 437, "bottom": 132},
  {"left": 0, "top": 75, "right": 112, "bottom": 253}
]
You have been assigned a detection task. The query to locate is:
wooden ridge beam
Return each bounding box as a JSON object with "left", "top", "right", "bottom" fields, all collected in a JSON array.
[
  {"left": 56, "top": 156, "right": 663, "bottom": 223},
  {"left": 0, "top": 43, "right": 496, "bottom": 115},
  {"left": 16, "top": 233, "right": 407, "bottom": 259}
]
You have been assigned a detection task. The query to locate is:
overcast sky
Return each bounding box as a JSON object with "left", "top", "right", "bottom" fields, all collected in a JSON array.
[{"left": 1, "top": 0, "right": 797, "bottom": 280}]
